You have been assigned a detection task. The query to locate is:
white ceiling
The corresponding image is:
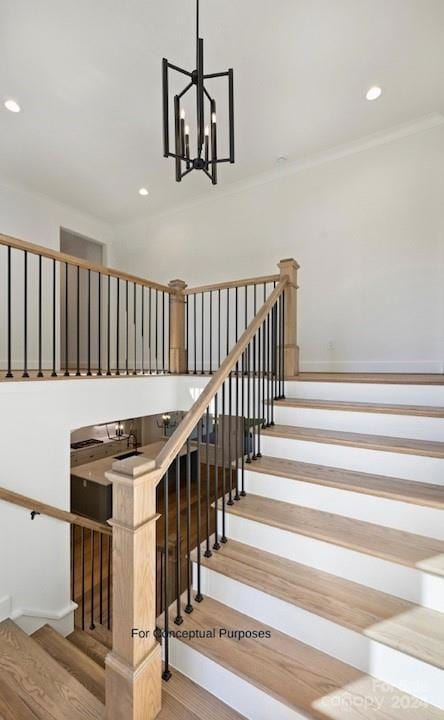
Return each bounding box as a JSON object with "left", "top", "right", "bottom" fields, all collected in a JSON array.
[{"left": 0, "top": 0, "right": 443, "bottom": 224}]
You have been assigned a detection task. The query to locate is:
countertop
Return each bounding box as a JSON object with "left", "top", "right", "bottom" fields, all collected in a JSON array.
[{"left": 71, "top": 440, "right": 192, "bottom": 486}]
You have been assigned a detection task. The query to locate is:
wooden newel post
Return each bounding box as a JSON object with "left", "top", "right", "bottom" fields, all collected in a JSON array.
[
  {"left": 105, "top": 456, "right": 162, "bottom": 720},
  {"left": 168, "top": 279, "right": 187, "bottom": 374},
  {"left": 278, "top": 258, "right": 300, "bottom": 377}
]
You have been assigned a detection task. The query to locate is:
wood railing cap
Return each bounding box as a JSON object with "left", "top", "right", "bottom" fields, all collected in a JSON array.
[
  {"left": 110, "top": 455, "right": 157, "bottom": 479},
  {"left": 168, "top": 278, "right": 187, "bottom": 292},
  {"left": 278, "top": 257, "right": 300, "bottom": 270}
]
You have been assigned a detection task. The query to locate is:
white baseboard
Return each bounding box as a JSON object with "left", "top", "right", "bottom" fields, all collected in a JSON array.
[
  {"left": 299, "top": 361, "right": 444, "bottom": 373},
  {"left": 11, "top": 600, "right": 78, "bottom": 637},
  {"left": 0, "top": 596, "right": 12, "bottom": 623}
]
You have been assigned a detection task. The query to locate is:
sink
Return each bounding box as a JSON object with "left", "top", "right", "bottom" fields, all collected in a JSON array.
[{"left": 114, "top": 450, "right": 143, "bottom": 461}]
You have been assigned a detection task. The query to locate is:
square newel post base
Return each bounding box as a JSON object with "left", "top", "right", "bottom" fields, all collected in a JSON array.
[{"left": 106, "top": 645, "right": 162, "bottom": 720}]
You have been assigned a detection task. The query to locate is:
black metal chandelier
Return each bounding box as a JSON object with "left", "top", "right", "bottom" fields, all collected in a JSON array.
[{"left": 162, "top": 0, "right": 234, "bottom": 185}]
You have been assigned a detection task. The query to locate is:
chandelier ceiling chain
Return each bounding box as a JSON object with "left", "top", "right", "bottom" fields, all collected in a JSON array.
[{"left": 162, "top": 0, "right": 235, "bottom": 185}]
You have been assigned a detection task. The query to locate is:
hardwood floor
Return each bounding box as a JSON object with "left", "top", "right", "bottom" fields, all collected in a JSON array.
[
  {"left": 247, "top": 455, "right": 444, "bottom": 508},
  {"left": 263, "top": 423, "right": 444, "bottom": 458}
]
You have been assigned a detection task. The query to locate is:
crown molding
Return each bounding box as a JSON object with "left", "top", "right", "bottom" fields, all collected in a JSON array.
[{"left": 122, "top": 113, "right": 444, "bottom": 231}]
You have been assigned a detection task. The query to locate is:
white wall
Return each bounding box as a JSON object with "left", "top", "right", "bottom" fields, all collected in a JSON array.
[
  {"left": 0, "top": 180, "right": 114, "bottom": 371},
  {"left": 111, "top": 123, "right": 444, "bottom": 372},
  {"left": 0, "top": 374, "right": 208, "bottom": 633}
]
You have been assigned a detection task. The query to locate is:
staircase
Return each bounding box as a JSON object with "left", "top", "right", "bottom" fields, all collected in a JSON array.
[
  {"left": 161, "top": 376, "right": 444, "bottom": 719},
  {"left": 0, "top": 619, "right": 244, "bottom": 718}
]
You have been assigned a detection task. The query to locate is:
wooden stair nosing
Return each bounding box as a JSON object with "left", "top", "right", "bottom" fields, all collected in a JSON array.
[
  {"left": 193, "top": 540, "right": 444, "bottom": 669},
  {"left": 159, "top": 596, "right": 442, "bottom": 719},
  {"left": 32, "top": 625, "right": 105, "bottom": 703},
  {"left": 222, "top": 493, "right": 444, "bottom": 576},
  {"left": 274, "top": 397, "right": 444, "bottom": 418},
  {"left": 246, "top": 455, "right": 444, "bottom": 509},
  {"left": 262, "top": 423, "right": 444, "bottom": 458},
  {"left": 0, "top": 619, "right": 103, "bottom": 720},
  {"left": 286, "top": 373, "right": 444, "bottom": 386}
]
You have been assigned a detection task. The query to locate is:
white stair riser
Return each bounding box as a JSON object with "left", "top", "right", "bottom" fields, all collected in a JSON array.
[
  {"left": 284, "top": 381, "right": 444, "bottom": 406},
  {"left": 261, "top": 435, "right": 444, "bottom": 485},
  {"left": 273, "top": 405, "right": 444, "bottom": 441},
  {"left": 244, "top": 470, "right": 444, "bottom": 540},
  {"left": 220, "top": 511, "right": 444, "bottom": 612},
  {"left": 196, "top": 565, "right": 444, "bottom": 709},
  {"left": 167, "top": 637, "right": 307, "bottom": 720}
]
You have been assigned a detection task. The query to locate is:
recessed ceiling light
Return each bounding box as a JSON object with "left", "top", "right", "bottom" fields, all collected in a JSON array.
[
  {"left": 277, "top": 156, "right": 288, "bottom": 164},
  {"left": 138, "top": 187, "right": 149, "bottom": 196},
  {"left": 4, "top": 99, "right": 21, "bottom": 113},
  {"left": 366, "top": 86, "right": 382, "bottom": 101}
]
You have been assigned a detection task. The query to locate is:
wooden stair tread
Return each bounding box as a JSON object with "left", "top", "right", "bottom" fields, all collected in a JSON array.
[
  {"left": 275, "top": 397, "right": 444, "bottom": 417},
  {"left": 160, "top": 669, "right": 245, "bottom": 719},
  {"left": 0, "top": 619, "right": 103, "bottom": 720},
  {"left": 248, "top": 455, "right": 444, "bottom": 509},
  {"left": 67, "top": 629, "right": 109, "bottom": 669},
  {"left": 81, "top": 623, "right": 112, "bottom": 650},
  {"left": 32, "top": 625, "right": 105, "bottom": 703},
  {"left": 224, "top": 494, "right": 444, "bottom": 575},
  {"left": 289, "top": 372, "right": 444, "bottom": 385},
  {"left": 262, "top": 423, "right": 444, "bottom": 458},
  {"left": 194, "top": 541, "right": 444, "bottom": 668},
  {"left": 0, "top": 676, "right": 40, "bottom": 720},
  {"left": 160, "top": 596, "right": 442, "bottom": 719}
]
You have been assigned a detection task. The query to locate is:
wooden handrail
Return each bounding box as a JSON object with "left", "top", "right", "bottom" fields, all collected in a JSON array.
[
  {"left": 0, "top": 486, "right": 111, "bottom": 535},
  {"left": 0, "top": 232, "right": 171, "bottom": 294},
  {"left": 185, "top": 272, "right": 280, "bottom": 295},
  {"left": 154, "top": 278, "right": 288, "bottom": 477}
]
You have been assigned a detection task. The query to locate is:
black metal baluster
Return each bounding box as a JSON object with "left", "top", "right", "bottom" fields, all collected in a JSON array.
[
  {"left": 163, "top": 469, "right": 172, "bottom": 681},
  {"left": 6, "top": 246, "right": 12, "bottom": 377},
  {"left": 133, "top": 283, "right": 137, "bottom": 375},
  {"left": 107, "top": 276, "right": 111, "bottom": 376},
  {"left": 252, "top": 286, "right": 257, "bottom": 459},
  {"left": 22, "top": 251, "right": 29, "bottom": 377},
  {"left": 213, "top": 393, "right": 221, "bottom": 548},
  {"left": 64, "top": 263, "right": 69, "bottom": 376},
  {"left": 99, "top": 532, "right": 103, "bottom": 625},
  {"left": 262, "top": 284, "right": 266, "bottom": 427},
  {"left": 116, "top": 278, "right": 120, "bottom": 375},
  {"left": 234, "top": 286, "right": 240, "bottom": 500},
  {"left": 227, "top": 289, "right": 234, "bottom": 503},
  {"left": 201, "top": 292, "right": 205, "bottom": 374},
  {"left": 87, "top": 269, "right": 92, "bottom": 376},
  {"left": 81, "top": 527, "right": 85, "bottom": 630},
  {"left": 221, "top": 382, "right": 227, "bottom": 542},
  {"left": 162, "top": 291, "right": 166, "bottom": 372},
  {"left": 204, "top": 406, "right": 212, "bottom": 556},
  {"left": 107, "top": 535, "right": 111, "bottom": 629},
  {"left": 148, "top": 288, "right": 152, "bottom": 374},
  {"left": 141, "top": 286, "right": 145, "bottom": 374},
  {"left": 125, "top": 280, "right": 129, "bottom": 375},
  {"left": 90, "top": 529, "right": 95, "bottom": 629},
  {"left": 174, "top": 455, "right": 183, "bottom": 625},
  {"left": 155, "top": 289, "right": 159, "bottom": 373},
  {"left": 37, "top": 255, "right": 43, "bottom": 377},
  {"left": 195, "top": 419, "right": 203, "bottom": 600},
  {"left": 218, "top": 289, "right": 221, "bottom": 367},
  {"left": 71, "top": 525, "right": 75, "bottom": 605},
  {"left": 97, "top": 273, "right": 102, "bottom": 376},
  {"left": 186, "top": 295, "right": 189, "bottom": 372},
  {"left": 209, "top": 291, "right": 213, "bottom": 374},
  {"left": 76, "top": 266, "right": 80, "bottom": 376},
  {"left": 193, "top": 293, "right": 197, "bottom": 374},
  {"left": 246, "top": 324, "right": 252, "bottom": 464},
  {"left": 185, "top": 438, "right": 193, "bottom": 613},
  {"left": 281, "top": 290, "right": 285, "bottom": 398},
  {"left": 51, "top": 259, "right": 57, "bottom": 377},
  {"left": 257, "top": 317, "right": 262, "bottom": 459}
]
